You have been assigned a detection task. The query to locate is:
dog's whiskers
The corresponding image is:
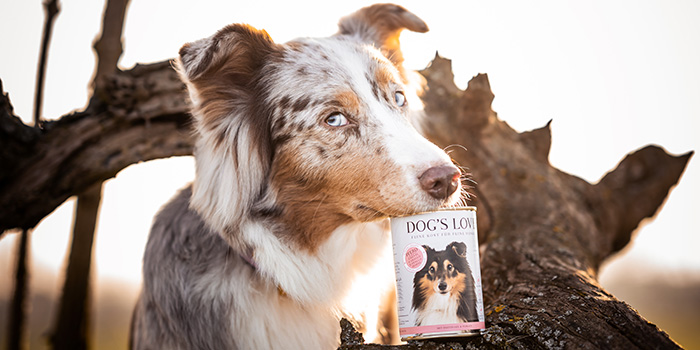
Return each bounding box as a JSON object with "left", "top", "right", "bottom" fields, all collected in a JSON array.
[{"left": 443, "top": 144, "right": 468, "bottom": 156}]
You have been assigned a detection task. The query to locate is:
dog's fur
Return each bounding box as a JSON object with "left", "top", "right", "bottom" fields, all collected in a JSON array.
[
  {"left": 130, "top": 4, "right": 463, "bottom": 349},
  {"left": 411, "top": 242, "right": 478, "bottom": 326}
]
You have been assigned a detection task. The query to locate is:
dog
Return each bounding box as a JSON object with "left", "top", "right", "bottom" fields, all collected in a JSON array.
[
  {"left": 130, "top": 4, "right": 463, "bottom": 349},
  {"left": 411, "top": 242, "right": 478, "bottom": 326}
]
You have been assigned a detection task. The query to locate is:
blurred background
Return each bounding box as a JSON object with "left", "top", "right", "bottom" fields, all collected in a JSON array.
[{"left": 0, "top": 0, "right": 698, "bottom": 349}]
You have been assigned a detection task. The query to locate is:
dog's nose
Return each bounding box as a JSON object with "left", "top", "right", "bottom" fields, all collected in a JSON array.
[
  {"left": 438, "top": 281, "right": 448, "bottom": 291},
  {"left": 419, "top": 165, "right": 461, "bottom": 200}
]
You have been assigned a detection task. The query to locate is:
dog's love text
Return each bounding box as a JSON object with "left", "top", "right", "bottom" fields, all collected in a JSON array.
[{"left": 404, "top": 216, "right": 476, "bottom": 234}]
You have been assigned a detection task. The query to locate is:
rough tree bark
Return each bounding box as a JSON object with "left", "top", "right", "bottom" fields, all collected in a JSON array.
[
  {"left": 339, "top": 56, "right": 692, "bottom": 349},
  {"left": 0, "top": 61, "right": 192, "bottom": 235},
  {"left": 0, "top": 52, "right": 691, "bottom": 348}
]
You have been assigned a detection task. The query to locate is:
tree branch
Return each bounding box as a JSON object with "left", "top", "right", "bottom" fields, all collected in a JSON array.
[
  {"left": 0, "top": 47, "right": 691, "bottom": 349},
  {"left": 593, "top": 145, "right": 693, "bottom": 256},
  {"left": 6, "top": 1, "right": 60, "bottom": 348},
  {"left": 0, "top": 62, "right": 192, "bottom": 235},
  {"left": 92, "top": 0, "right": 130, "bottom": 87},
  {"left": 33, "top": 0, "right": 60, "bottom": 125}
]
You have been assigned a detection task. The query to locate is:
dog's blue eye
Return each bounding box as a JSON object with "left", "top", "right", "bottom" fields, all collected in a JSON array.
[
  {"left": 325, "top": 113, "right": 349, "bottom": 127},
  {"left": 394, "top": 91, "right": 406, "bottom": 107}
]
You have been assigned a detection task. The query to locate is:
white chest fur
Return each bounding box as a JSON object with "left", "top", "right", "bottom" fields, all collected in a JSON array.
[
  {"left": 215, "top": 219, "right": 395, "bottom": 349},
  {"left": 416, "top": 293, "right": 462, "bottom": 326}
]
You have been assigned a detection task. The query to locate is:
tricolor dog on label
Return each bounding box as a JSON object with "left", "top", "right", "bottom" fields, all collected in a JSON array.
[{"left": 130, "top": 4, "right": 467, "bottom": 350}]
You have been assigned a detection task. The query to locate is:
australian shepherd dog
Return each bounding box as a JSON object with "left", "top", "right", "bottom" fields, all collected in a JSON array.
[
  {"left": 130, "top": 4, "right": 464, "bottom": 349},
  {"left": 411, "top": 242, "right": 478, "bottom": 327}
]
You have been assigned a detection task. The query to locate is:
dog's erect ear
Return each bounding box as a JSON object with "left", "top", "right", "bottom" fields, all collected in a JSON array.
[
  {"left": 337, "top": 4, "right": 428, "bottom": 68},
  {"left": 421, "top": 245, "right": 435, "bottom": 259},
  {"left": 177, "top": 24, "right": 278, "bottom": 83},
  {"left": 448, "top": 241, "right": 467, "bottom": 258}
]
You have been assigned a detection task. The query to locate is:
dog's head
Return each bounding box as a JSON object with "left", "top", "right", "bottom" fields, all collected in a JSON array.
[
  {"left": 413, "top": 242, "right": 470, "bottom": 299},
  {"left": 177, "top": 4, "right": 462, "bottom": 250}
]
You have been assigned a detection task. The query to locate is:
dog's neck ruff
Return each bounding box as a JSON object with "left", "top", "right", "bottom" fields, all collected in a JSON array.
[
  {"left": 238, "top": 250, "right": 291, "bottom": 297},
  {"left": 233, "top": 219, "right": 390, "bottom": 306}
]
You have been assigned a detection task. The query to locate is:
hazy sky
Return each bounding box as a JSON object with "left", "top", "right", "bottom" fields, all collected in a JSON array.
[{"left": 0, "top": 0, "right": 698, "bottom": 294}]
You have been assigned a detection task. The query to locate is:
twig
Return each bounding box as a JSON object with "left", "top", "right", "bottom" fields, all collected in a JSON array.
[
  {"left": 92, "top": 0, "right": 131, "bottom": 85},
  {"left": 6, "top": 1, "right": 60, "bottom": 349},
  {"left": 33, "top": 0, "right": 60, "bottom": 126}
]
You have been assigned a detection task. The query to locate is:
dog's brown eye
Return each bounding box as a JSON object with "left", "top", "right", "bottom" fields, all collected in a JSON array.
[
  {"left": 325, "top": 112, "right": 349, "bottom": 127},
  {"left": 428, "top": 266, "right": 435, "bottom": 274},
  {"left": 447, "top": 264, "right": 454, "bottom": 272},
  {"left": 394, "top": 91, "right": 406, "bottom": 107}
]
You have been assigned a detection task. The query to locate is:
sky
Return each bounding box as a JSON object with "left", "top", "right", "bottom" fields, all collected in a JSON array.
[{"left": 0, "top": 0, "right": 698, "bottom": 339}]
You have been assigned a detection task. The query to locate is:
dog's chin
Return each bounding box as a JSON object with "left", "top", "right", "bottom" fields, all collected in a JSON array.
[
  {"left": 350, "top": 203, "right": 438, "bottom": 222},
  {"left": 350, "top": 203, "right": 427, "bottom": 222}
]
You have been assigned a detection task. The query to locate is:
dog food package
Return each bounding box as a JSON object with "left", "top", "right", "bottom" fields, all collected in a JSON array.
[{"left": 390, "top": 207, "right": 485, "bottom": 340}]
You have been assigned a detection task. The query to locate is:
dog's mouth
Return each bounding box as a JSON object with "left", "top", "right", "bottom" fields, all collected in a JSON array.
[
  {"left": 354, "top": 204, "right": 387, "bottom": 220},
  {"left": 355, "top": 202, "right": 449, "bottom": 222}
]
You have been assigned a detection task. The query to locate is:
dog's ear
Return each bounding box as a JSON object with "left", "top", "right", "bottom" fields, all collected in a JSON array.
[
  {"left": 177, "top": 23, "right": 278, "bottom": 83},
  {"left": 421, "top": 245, "right": 436, "bottom": 258},
  {"left": 448, "top": 241, "right": 467, "bottom": 258},
  {"left": 177, "top": 24, "right": 281, "bottom": 237},
  {"left": 337, "top": 4, "right": 428, "bottom": 69}
]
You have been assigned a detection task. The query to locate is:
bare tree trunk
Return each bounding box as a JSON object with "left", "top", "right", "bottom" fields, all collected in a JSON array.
[
  {"left": 338, "top": 56, "right": 692, "bottom": 349},
  {"left": 6, "top": 230, "right": 30, "bottom": 350},
  {"left": 50, "top": 183, "right": 101, "bottom": 350},
  {"left": 48, "top": 1, "right": 130, "bottom": 349},
  {"left": 0, "top": 49, "right": 691, "bottom": 349}
]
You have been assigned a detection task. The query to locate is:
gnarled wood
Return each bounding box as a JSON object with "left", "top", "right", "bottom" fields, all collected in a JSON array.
[
  {"left": 340, "top": 55, "right": 692, "bottom": 349},
  {"left": 0, "top": 50, "right": 691, "bottom": 349},
  {"left": 0, "top": 62, "right": 192, "bottom": 235}
]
